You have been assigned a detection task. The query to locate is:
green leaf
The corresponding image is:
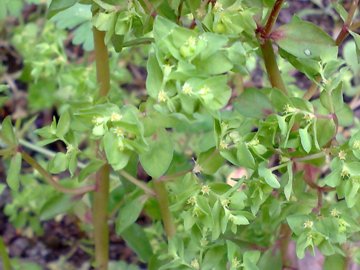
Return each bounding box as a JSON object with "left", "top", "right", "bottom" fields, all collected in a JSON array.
[
  {"left": 276, "top": 115, "right": 287, "bottom": 137},
  {"left": 139, "top": 129, "right": 173, "bottom": 178},
  {"left": 146, "top": 53, "right": 163, "bottom": 99},
  {"left": 7, "top": 152, "right": 22, "bottom": 191},
  {"left": 111, "top": 34, "right": 124, "bottom": 53},
  {"left": 243, "top": 250, "right": 261, "bottom": 270},
  {"left": 48, "top": 152, "right": 68, "bottom": 174},
  {"left": 323, "top": 254, "right": 346, "bottom": 270},
  {"left": 199, "top": 75, "right": 232, "bottom": 110},
  {"left": 299, "top": 128, "right": 312, "bottom": 153},
  {"left": 78, "top": 159, "right": 105, "bottom": 182},
  {"left": 116, "top": 196, "right": 146, "bottom": 234},
  {"left": 1, "top": 116, "right": 17, "bottom": 146},
  {"left": 103, "top": 132, "right": 131, "bottom": 171},
  {"left": 56, "top": 110, "right": 71, "bottom": 139},
  {"left": 284, "top": 162, "right": 293, "bottom": 200},
  {"left": 319, "top": 84, "right": 343, "bottom": 113},
  {"left": 276, "top": 19, "right": 337, "bottom": 60},
  {"left": 51, "top": 3, "right": 93, "bottom": 51},
  {"left": 48, "top": 0, "right": 78, "bottom": 18},
  {"left": 236, "top": 142, "right": 255, "bottom": 169},
  {"left": 120, "top": 224, "right": 153, "bottom": 262},
  {"left": 349, "top": 31, "right": 360, "bottom": 63},
  {"left": 315, "top": 118, "right": 336, "bottom": 147},
  {"left": 198, "top": 52, "right": 233, "bottom": 75},
  {"left": 235, "top": 89, "right": 273, "bottom": 119},
  {"left": 40, "top": 193, "right": 76, "bottom": 220},
  {"left": 287, "top": 214, "right": 308, "bottom": 235},
  {"left": 197, "top": 147, "right": 224, "bottom": 174},
  {"left": 259, "top": 166, "right": 280, "bottom": 188},
  {"left": 323, "top": 168, "right": 341, "bottom": 187}
]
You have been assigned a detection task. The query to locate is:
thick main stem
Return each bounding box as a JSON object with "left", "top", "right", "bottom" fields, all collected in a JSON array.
[
  {"left": 153, "top": 180, "right": 176, "bottom": 239},
  {"left": 259, "top": 0, "right": 287, "bottom": 95},
  {"left": 93, "top": 164, "right": 110, "bottom": 270},
  {"left": 260, "top": 39, "right": 287, "bottom": 94},
  {"left": 92, "top": 27, "right": 111, "bottom": 270},
  {"left": 263, "top": 0, "right": 285, "bottom": 37}
]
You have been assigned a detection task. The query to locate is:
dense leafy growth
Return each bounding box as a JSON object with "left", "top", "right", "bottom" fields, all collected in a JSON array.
[{"left": 1, "top": 0, "right": 360, "bottom": 269}]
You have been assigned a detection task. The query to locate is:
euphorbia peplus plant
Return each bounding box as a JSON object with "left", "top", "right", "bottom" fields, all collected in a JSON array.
[{"left": 2, "top": 0, "right": 360, "bottom": 269}]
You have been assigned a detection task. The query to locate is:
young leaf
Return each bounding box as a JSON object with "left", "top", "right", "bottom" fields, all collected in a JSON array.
[
  {"left": 56, "top": 110, "right": 71, "bottom": 139},
  {"left": 236, "top": 142, "right": 255, "bottom": 169},
  {"left": 40, "top": 193, "right": 76, "bottom": 220},
  {"left": 197, "top": 147, "right": 225, "bottom": 175},
  {"left": 259, "top": 166, "right": 280, "bottom": 189},
  {"left": 146, "top": 53, "right": 163, "bottom": 99},
  {"left": 48, "top": 0, "right": 78, "bottom": 18},
  {"left": 116, "top": 196, "right": 146, "bottom": 234},
  {"left": 48, "top": 152, "right": 68, "bottom": 174},
  {"left": 284, "top": 162, "right": 293, "bottom": 200},
  {"left": 349, "top": 31, "right": 360, "bottom": 63},
  {"left": 139, "top": 129, "right": 174, "bottom": 179},
  {"left": 120, "top": 224, "right": 153, "bottom": 262},
  {"left": 299, "top": 128, "right": 312, "bottom": 153},
  {"left": 1, "top": 116, "right": 17, "bottom": 146},
  {"left": 103, "top": 132, "right": 131, "bottom": 171},
  {"left": 7, "top": 152, "right": 22, "bottom": 191}
]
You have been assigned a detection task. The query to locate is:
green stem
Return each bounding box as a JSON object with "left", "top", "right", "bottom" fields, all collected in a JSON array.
[
  {"left": 279, "top": 223, "right": 292, "bottom": 268},
  {"left": 92, "top": 27, "right": 111, "bottom": 270},
  {"left": 260, "top": 39, "right": 287, "bottom": 94},
  {"left": 258, "top": 0, "right": 287, "bottom": 95},
  {"left": 263, "top": 0, "right": 285, "bottom": 37},
  {"left": 153, "top": 180, "right": 176, "bottom": 239},
  {"left": 21, "top": 152, "right": 96, "bottom": 195},
  {"left": 0, "top": 237, "right": 12, "bottom": 270},
  {"left": 119, "top": 170, "right": 156, "bottom": 196},
  {"left": 93, "top": 28, "right": 110, "bottom": 97},
  {"left": 270, "top": 162, "right": 289, "bottom": 172},
  {"left": 93, "top": 163, "right": 110, "bottom": 270}
]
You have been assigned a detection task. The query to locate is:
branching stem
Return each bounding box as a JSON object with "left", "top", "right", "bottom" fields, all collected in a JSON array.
[{"left": 21, "top": 152, "right": 96, "bottom": 195}]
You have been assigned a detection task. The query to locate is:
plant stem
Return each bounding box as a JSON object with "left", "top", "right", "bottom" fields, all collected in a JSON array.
[
  {"left": 263, "top": 0, "right": 285, "bottom": 37},
  {"left": 153, "top": 180, "right": 176, "bottom": 239},
  {"left": 279, "top": 223, "right": 292, "bottom": 268},
  {"left": 93, "top": 28, "right": 110, "bottom": 97},
  {"left": 93, "top": 163, "right": 110, "bottom": 270},
  {"left": 21, "top": 152, "right": 96, "bottom": 195},
  {"left": 18, "top": 138, "right": 122, "bottom": 183},
  {"left": 260, "top": 39, "right": 287, "bottom": 94},
  {"left": 303, "top": 0, "right": 359, "bottom": 100},
  {"left": 119, "top": 170, "right": 156, "bottom": 196},
  {"left": 258, "top": 0, "right": 287, "bottom": 95},
  {"left": 0, "top": 237, "right": 12, "bottom": 270},
  {"left": 92, "top": 27, "right": 111, "bottom": 270}
]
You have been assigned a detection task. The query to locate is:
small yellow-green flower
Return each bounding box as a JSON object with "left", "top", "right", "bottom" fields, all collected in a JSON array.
[
  {"left": 201, "top": 185, "right": 211, "bottom": 195},
  {"left": 158, "top": 90, "right": 168, "bottom": 102},
  {"left": 304, "top": 220, "right": 313, "bottom": 229},
  {"left": 338, "top": 150, "right": 346, "bottom": 161},
  {"left": 182, "top": 83, "right": 193, "bottom": 95},
  {"left": 110, "top": 112, "right": 122, "bottom": 122}
]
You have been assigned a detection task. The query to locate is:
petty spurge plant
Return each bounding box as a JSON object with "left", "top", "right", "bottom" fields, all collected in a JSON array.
[{"left": 1, "top": 0, "right": 360, "bottom": 269}]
